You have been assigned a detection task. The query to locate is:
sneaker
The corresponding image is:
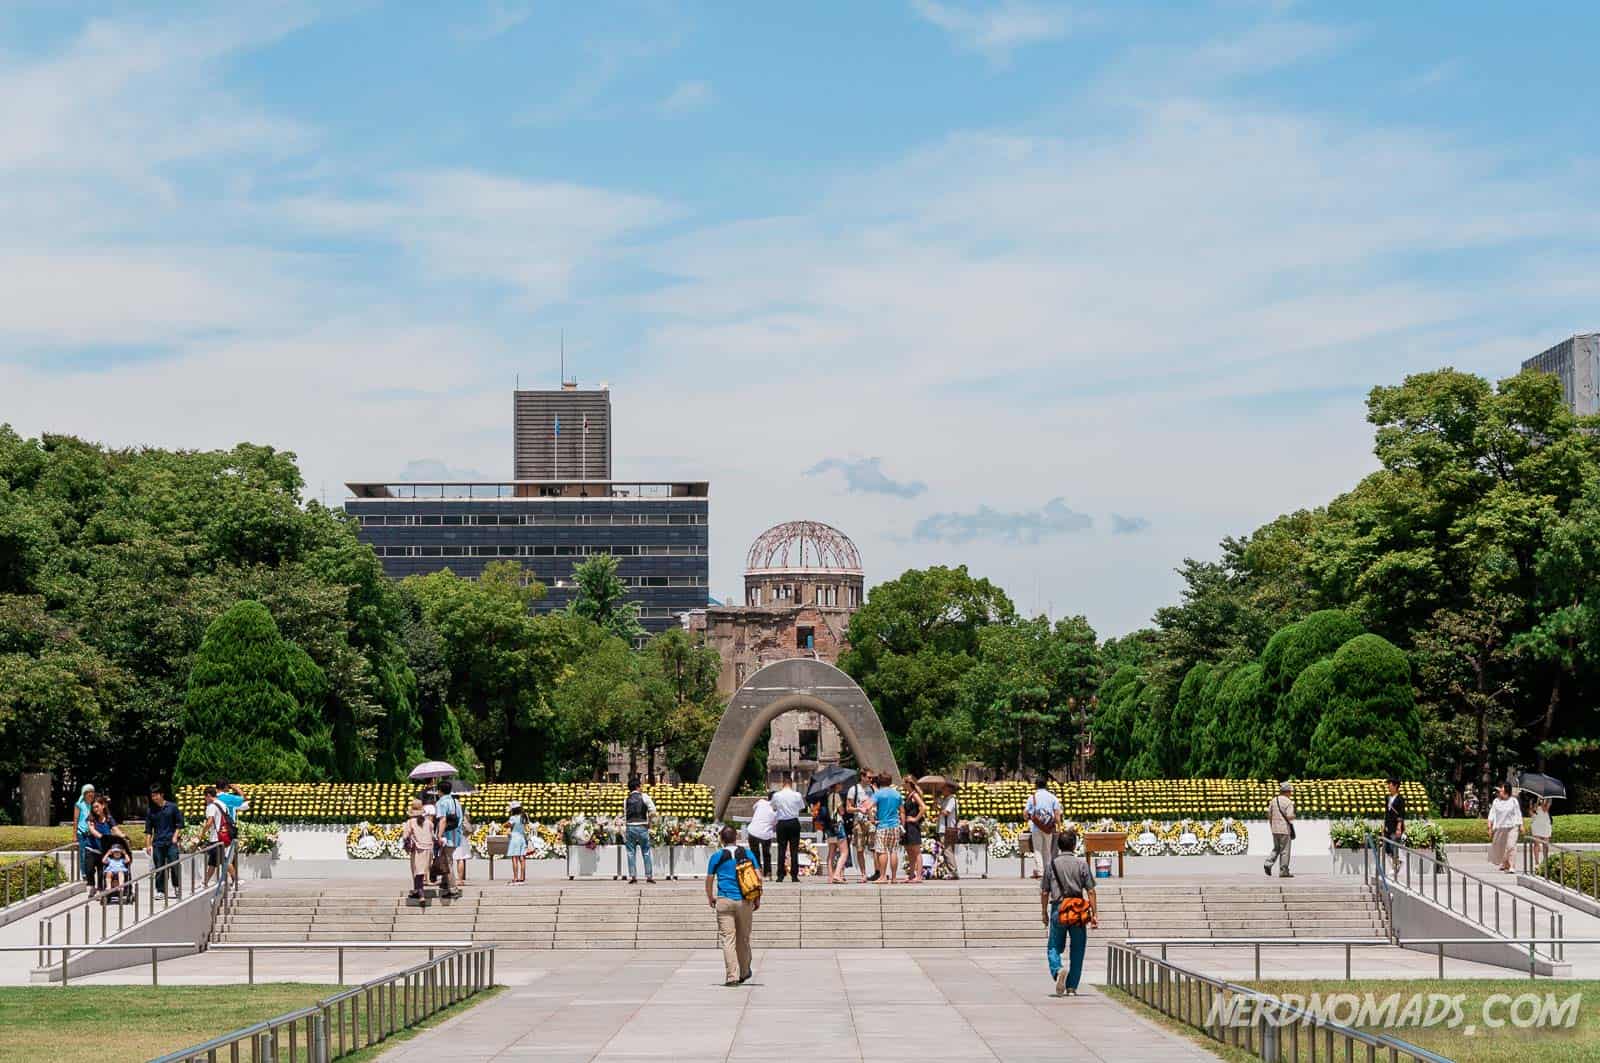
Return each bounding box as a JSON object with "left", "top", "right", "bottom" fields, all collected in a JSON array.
[
  {"left": 738, "top": 971, "right": 752, "bottom": 984},
  {"left": 629, "top": 877, "right": 638, "bottom": 884},
  {"left": 1054, "top": 969, "right": 1068, "bottom": 996},
  {"left": 1279, "top": 871, "right": 1294, "bottom": 878},
  {"left": 1263, "top": 863, "right": 1272, "bottom": 876},
  {"left": 646, "top": 878, "right": 656, "bottom": 884}
]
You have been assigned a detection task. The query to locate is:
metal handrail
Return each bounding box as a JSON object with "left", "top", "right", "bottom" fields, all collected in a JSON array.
[
  {"left": 0, "top": 842, "right": 76, "bottom": 912},
  {"left": 36, "top": 841, "right": 233, "bottom": 959},
  {"left": 0, "top": 940, "right": 197, "bottom": 985},
  {"left": 1123, "top": 936, "right": 1596, "bottom": 980},
  {"left": 208, "top": 940, "right": 475, "bottom": 985},
  {"left": 1522, "top": 837, "right": 1600, "bottom": 900},
  {"left": 1367, "top": 837, "right": 1564, "bottom": 960},
  {"left": 150, "top": 944, "right": 498, "bottom": 1063},
  {"left": 1106, "top": 941, "right": 1452, "bottom": 1063}
]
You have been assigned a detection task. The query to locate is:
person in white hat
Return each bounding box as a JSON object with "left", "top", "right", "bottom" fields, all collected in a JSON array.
[{"left": 1264, "top": 781, "right": 1296, "bottom": 878}]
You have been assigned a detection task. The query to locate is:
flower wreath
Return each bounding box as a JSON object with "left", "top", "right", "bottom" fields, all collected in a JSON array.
[
  {"left": 1128, "top": 819, "right": 1166, "bottom": 857},
  {"left": 346, "top": 821, "right": 389, "bottom": 859},
  {"left": 1164, "top": 819, "right": 1214, "bottom": 856},
  {"left": 1210, "top": 817, "right": 1249, "bottom": 856}
]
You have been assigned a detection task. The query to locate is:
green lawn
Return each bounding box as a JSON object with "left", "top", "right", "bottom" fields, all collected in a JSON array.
[
  {"left": 0, "top": 984, "right": 337, "bottom": 1063},
  {"left": 1244, "top": 980, "right": 1599, "bottom": 1063},
  {"left": 1109, "top": 979, "right": 1600, "bottom": 1063}
]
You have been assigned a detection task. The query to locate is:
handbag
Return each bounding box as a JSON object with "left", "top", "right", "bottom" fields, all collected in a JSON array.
[{"left": 1051, "top": 860, "right": 1093, "bottom": 927}]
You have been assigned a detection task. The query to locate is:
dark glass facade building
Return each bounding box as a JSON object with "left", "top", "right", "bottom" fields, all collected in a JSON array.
[{"left": 344, "top": 480, "right": 709, "bottom": 635}]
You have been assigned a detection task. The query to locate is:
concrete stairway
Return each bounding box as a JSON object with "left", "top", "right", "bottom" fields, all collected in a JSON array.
[{"left": 212, "top": 878, "right": 1388, "bottom": 949}]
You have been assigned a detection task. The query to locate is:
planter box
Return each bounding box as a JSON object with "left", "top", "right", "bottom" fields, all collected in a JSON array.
[
  {"left": 567, "top": 844, "right": 623, "bottom": 879},
  {"left": 669, "top": 846, "right": 711, "bottom": 879},
  {"left": 236, "top": 852, "right": 277, "bottom": 879},
  {"left": 1329, "top": 847, "right": 1366, "bottom": 876}
]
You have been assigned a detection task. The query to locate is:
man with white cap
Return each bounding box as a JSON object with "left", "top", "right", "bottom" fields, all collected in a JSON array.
[{"left": 1265, "top": 781, "right": 1296, "bottom": 878}]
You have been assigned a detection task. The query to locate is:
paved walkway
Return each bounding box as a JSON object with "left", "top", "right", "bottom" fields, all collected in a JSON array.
[{"left": 373, "top": 948, "right": 1215, "bottom": 1062}]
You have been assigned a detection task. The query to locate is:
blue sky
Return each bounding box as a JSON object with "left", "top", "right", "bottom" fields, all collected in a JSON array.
[{"left": 4, "top": 1, "right": 1598, "bottom": 635}]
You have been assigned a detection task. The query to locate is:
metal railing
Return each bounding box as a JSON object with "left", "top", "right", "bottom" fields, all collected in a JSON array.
[
  {"left": 36, "top": 842, "right": 233, "bottom": 959},
  {"left": 1124, "top": 936, "right": 1596, "bottom": 981},
  {"left": 151, "top": 944, "right": 498, "bottom": 1063},
  {"left": 1107, "top": 941, "right": 1451, "bottom": 1063},
  {"left": 208, "top": 941, "right": 475, "bottom": 985},
  {"left": 1521, "top": 837, "right": 1600, "bottom": 901},
  {"left": 1367, "top": 838, "right": 1564, "bottom": 960},
  {"left": 0, "top": 842, "right": 76, "bottom": 912},
  {"left": 0, "top": 941, "right": 197, "bottom": 985}
]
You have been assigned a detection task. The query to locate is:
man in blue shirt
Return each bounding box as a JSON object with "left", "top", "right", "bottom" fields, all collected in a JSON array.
[
  {"left": 144, "top": 785, "right": 186, "bottom": 898},
  {"left": 705, "top": 826, "right": 758, "bottom": 986},
  {"left": 871, "top": 774, "right": 904, "bottom": 884},
  {"left": 74, "top": 784, "right": 96, "bottom": 888},
  {"left": 433, "top": 780, "right": 464, "bottom": 899}
]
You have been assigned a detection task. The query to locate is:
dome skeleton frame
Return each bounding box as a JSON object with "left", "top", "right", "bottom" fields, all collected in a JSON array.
[{"left": 744, "top": 520, "right": 863, "bottom": 576}]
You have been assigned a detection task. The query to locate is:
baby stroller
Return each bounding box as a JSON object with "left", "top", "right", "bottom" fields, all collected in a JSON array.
[{"left": 98, "top": 843, "right": 138, "bottom": 906}]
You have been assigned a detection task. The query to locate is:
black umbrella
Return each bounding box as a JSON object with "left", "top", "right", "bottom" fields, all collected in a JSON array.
[
  {"left": 1516, "top": 772, "right": 1567, "bottom": 800},
  {"left": 806, "top": 765, "right": 858, "bottom": 803}
]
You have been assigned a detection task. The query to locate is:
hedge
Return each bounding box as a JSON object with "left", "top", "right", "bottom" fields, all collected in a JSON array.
[
  {"left": 171, "top": 778, "right": 1427, "bottom": 824},
  {"left": 0, "top": 826, "right": 147, "bottom": 852},
  {"left": 1435, "top": 816, "right": 1600, "bottom": 845},
  {"left": 0, "top": 853, "right": 68, "bottom": 902}
]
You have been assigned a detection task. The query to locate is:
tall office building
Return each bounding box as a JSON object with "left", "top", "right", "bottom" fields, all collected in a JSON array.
[
  {"left": 345, "top": 479, "right": 708, "bottom": 636},
  {"left": 514, "top": 384, "right": 611, "bottom": 481},
  {"left": 1522, "top": 334, "right": 1600, "bottom": 416}
]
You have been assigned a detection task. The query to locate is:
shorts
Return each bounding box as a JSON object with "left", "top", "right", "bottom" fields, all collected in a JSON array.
[
  {"left": 903, "top": 822, "right": 922, "bottom": 847},
  {"left": 206, "top": 847, "right": 224, "bottom": 869},
  {"left": 854, "top": 818, "right": 876, "bottom": 844},
  {"left": 873, "top": 827, "right": 902, "bottom": 853}
]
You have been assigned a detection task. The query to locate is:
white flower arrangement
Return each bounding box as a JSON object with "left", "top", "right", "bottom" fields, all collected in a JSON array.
[{"left": 1210, "top": 817, "right": 1249, "bottom": 855}]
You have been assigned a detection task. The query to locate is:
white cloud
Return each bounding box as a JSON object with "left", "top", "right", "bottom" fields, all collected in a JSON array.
[
  {"left": 455, "top": 1, "right": 535, "bottom": 42},
  {"left": 5, "top": 8, "right": 1597, "bottom": 639},
  {"left": 658, "top": 79, "right": 714, "bottom": 116},
  {"left": 910, "top": 0, "right": 1073, "bottom": 63},
  {"left": 281, "top": 171, "right": 674, "bottom": 308}
]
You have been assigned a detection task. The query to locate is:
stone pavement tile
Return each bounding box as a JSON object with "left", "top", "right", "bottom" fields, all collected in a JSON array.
[{"left": 729, "top": 1005, "right": 856, "bottom": 1053}]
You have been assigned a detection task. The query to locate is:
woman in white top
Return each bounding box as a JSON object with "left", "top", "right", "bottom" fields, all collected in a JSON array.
[
  {"left": 1486, "top": 784, "right": 1523, "bottom": 872},
  {"left": 746, "top": 793, "right": 777, "bottom": 878},
  {"left": 1529, "top": 797, "right": 1553, "bottom": 864}
]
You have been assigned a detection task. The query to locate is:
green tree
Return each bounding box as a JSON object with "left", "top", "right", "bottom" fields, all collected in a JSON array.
[
  {"left": 839, "top": 565, "right": 1015, "bottom": 772},
  {"left": 1262, "top": 609, "right": 1365, "bottom": 776},
  {"left": 568, "top": 554, "right": 645, "bottom": 642},
  {"left": 1413, "top": 597, "right": 1521, "bottom": 803},
  {"left": 639, "top": 627, "right": 724, "bottom": 781},
  {"left": 173, "top": 601, "right": 332, "bottom": 783},
  {"left": 1306, "top": 634, "right": 1425, "bottom": 779},
  {"left": 405, "top": 562, "right": 560, "bottom": 780}
]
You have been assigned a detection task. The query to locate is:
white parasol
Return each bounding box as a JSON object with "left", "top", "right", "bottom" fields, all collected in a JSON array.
[{"left": 408, "top": 760, "right": 458, "bottom": 781}]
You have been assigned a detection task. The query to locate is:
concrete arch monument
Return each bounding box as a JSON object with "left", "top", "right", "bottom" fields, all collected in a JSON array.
[{"left": 698, "top": 657, "right": 901, "bottom": 821}]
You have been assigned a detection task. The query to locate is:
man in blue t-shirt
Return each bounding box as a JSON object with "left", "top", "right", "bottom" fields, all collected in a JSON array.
[
  {"left": 705, "top": 826, "right": 759, "bottom": 986},
  {"left": 433, "top": 780, "right": 464, "bottom": 899},
  {"left": 871, "top": 774, "right": 904, "bottom": 884}
]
